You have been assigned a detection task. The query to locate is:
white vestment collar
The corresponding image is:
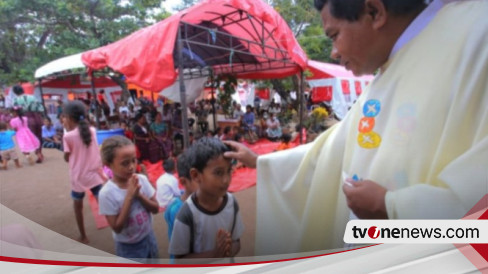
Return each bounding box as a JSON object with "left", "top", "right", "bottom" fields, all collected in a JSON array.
[{"left": 390, "top": 0, "right": 444, "bottom": 58}]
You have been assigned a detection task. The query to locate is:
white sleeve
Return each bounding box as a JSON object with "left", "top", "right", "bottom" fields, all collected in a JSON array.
[
  {"left": 385, "top": 136, "right": 488, "bottom": 219},
  {"left": 169, "top": 176, "right": 181, "bottom": 196},
  {"left": 227, "top": 194, "right": 245, "bottom": 241},
  {"left": 168, "top": 213, "right": 192, "bottom": 255}
]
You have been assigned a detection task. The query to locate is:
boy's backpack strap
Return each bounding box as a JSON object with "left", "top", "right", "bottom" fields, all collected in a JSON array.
[
  {"left": 231, "top": 195, "right": 239, "bottom": 237},
  {"left": 175, "top": 202, "right": 195, "bottom": 254}
]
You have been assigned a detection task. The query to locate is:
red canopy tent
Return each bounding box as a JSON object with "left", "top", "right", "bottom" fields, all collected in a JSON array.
[
  {"left": 82, "top": 0, "right": 307, "bottom": 92},
  {"left": 306, "top": 60, "right": 374, "bottom": 119},
  {"left": 81, "top": 0, "right": 308, "bottom": 146}
]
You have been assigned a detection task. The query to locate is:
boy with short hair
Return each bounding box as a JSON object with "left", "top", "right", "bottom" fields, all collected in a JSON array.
[
  {"left": 0, "top": 121, "right": 22, "bottom": 169},
  {"left": 156, "top": 158, "right": 181, "bottom": 209},
  {"left": 164, "top": 152, "right": 198, "bottom": 240},
  {"left": 168, "top": 137, "right": 244, "bottom": 259}
]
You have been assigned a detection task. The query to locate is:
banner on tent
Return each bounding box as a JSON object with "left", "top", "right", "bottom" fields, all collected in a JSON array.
[
  {"left": 341, "top": 80, "right": 351, "bottom": 95},
  {"left": 311, "top": 86, "right": 333, "bottom": 102},
  {"left": 255, "top": 87, "right": 270, "bottom": 100},
  {"left": 355, "top": 81, "right": 363, "bottom": 95}
]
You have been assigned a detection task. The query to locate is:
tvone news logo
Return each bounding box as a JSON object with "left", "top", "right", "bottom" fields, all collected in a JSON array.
[
  {"left": 352, "top": 226, "right": 381, "bottom": 239},
  {"left": 368, "top": 226, "right": 380, "bottom": 239},
  {"left": 351, "top": 225, "right": 445, "bottom": 239},
  {"left": 346, "top": 221, "right": 484, "bottom": 244}
]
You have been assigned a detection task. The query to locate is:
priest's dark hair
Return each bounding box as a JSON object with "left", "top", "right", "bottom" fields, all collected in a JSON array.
[{"left": 314, "top": 0, "right": 427, "bottom": 21}]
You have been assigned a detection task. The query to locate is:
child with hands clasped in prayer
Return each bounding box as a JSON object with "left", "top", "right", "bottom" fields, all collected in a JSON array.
[
  {"left": 98, "top": 135, "right": 159, "bottom": 262},
  {"left": 168, "top": 137, "right": 244, "bottom": 261}
]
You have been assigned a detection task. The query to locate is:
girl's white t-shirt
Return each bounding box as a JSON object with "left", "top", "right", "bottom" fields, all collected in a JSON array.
[{"left": 98, "top": 174, "right": 156, "bottom": 244}]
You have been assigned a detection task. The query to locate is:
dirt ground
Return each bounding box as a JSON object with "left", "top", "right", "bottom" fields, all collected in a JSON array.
[{"left": 0, "top": 148, "right": 256, "bottom": 258}]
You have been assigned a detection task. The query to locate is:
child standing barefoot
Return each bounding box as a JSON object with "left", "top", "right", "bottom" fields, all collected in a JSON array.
[
  {"left": 99, "top": 136, "right": 159, "bottom": 262},
  {"left": 63, "top": 101, "right": 106, "bottom": 243}
]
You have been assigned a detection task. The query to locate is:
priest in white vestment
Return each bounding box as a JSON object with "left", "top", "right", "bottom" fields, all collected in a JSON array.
[{"left": 225, "top": 0, "right": 488, "bottom": 255}]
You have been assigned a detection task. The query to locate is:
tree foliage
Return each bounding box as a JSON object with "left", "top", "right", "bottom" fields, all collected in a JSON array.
[
  {"left": 264, "top": 0, "right": 335, "bottom": 103},
  {"left": 0, "top": 0, "right": 170, "bottom": 86},
  {"left": 174, "top": 0, "right": 199, "bottom": 11},
  {"left": 171, "top": 0, "right": 335, "bottom": 103},
  {"left": 0, "top": 0, "right": 336, "bottom": 104},
  {"left": 264, "top": 0, "right": 334, "bottom": 63}
]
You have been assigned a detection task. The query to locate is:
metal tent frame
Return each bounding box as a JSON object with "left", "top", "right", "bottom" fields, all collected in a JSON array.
[{"left": 174, "top": 14, "right": 306, "bottom": 148}]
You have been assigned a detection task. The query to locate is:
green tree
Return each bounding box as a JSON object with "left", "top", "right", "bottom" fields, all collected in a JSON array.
[
  {"left": 298, "top": 24, "right": 335, "bottom": 63},
  {"left": 174, "top": 0, "right": 199, "bottom": 11},
  {"left": 0, "top": 0, "right": 170, "bottom": 86},
  {"left": 264, "top": 0, "right": 334, "bottom": 104},
  {"left": 267, "top": 0, "right": 320, "bottom": 37}
]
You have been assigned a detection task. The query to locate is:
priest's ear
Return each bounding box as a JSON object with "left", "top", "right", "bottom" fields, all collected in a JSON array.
[{"left": 364, "top": 0, "right": 387, "bottom": 30}]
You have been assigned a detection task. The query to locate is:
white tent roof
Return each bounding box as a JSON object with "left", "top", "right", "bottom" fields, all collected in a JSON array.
[
  {"left": 34, "top": 53, "right": 85, "bottom": 78},
  {"left": 34, "top": 53, "right": 208, "bottom": 103}
]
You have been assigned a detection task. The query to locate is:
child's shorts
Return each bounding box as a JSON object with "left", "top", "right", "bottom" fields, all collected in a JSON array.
[
  {"left": 115, "top": 231, "right": 159, "bottom": 263},
  {"left": 71, "top": 184, "right": 103, "bottom": 200},
  {"left": 0, "top": 149, "right": 18, "bottom": 161}
]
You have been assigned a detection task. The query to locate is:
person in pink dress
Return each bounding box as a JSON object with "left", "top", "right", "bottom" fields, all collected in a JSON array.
[
  {"left": 9, "top": 107, "right": 40, "bottom": 165},
  {"left": 12, "top": 85, "right": 45, "bottom": 163}
]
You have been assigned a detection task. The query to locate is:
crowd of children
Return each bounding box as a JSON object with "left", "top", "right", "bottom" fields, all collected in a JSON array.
[
  {"left": 0, "top": 85, "right": 67, "bottom": 168},
  {"left": 0, "top": 106, "right": 41, "bottom": 167},
  {"left": 46, "top": 99, "right": 244, "bottom": 262},
  {"left": 96, "top": 135, "right": 243, "bottom": 262},
  {"left": 0, "top": 86, "right": 337, "bottom": 263}
]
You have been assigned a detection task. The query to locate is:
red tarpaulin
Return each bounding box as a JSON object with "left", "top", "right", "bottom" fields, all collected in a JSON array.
[
  {"left": 81, "top": 0, "right": 308, "bottom": 93},
  {"left": 306, "top": 60, "right": 374, "bottom": 81}
]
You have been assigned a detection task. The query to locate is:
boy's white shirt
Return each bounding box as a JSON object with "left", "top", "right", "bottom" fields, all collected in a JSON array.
[
  {"left": 168, "top": 192, "right": 244, "bottom": 255},
  {"left": 156, "top": 172, "right": 181, "bottom": 208}
]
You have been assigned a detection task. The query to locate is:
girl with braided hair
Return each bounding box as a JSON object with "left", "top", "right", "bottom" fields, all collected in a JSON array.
[{"left": 63, "top": 100, "right": 106, "bottom": 243}]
